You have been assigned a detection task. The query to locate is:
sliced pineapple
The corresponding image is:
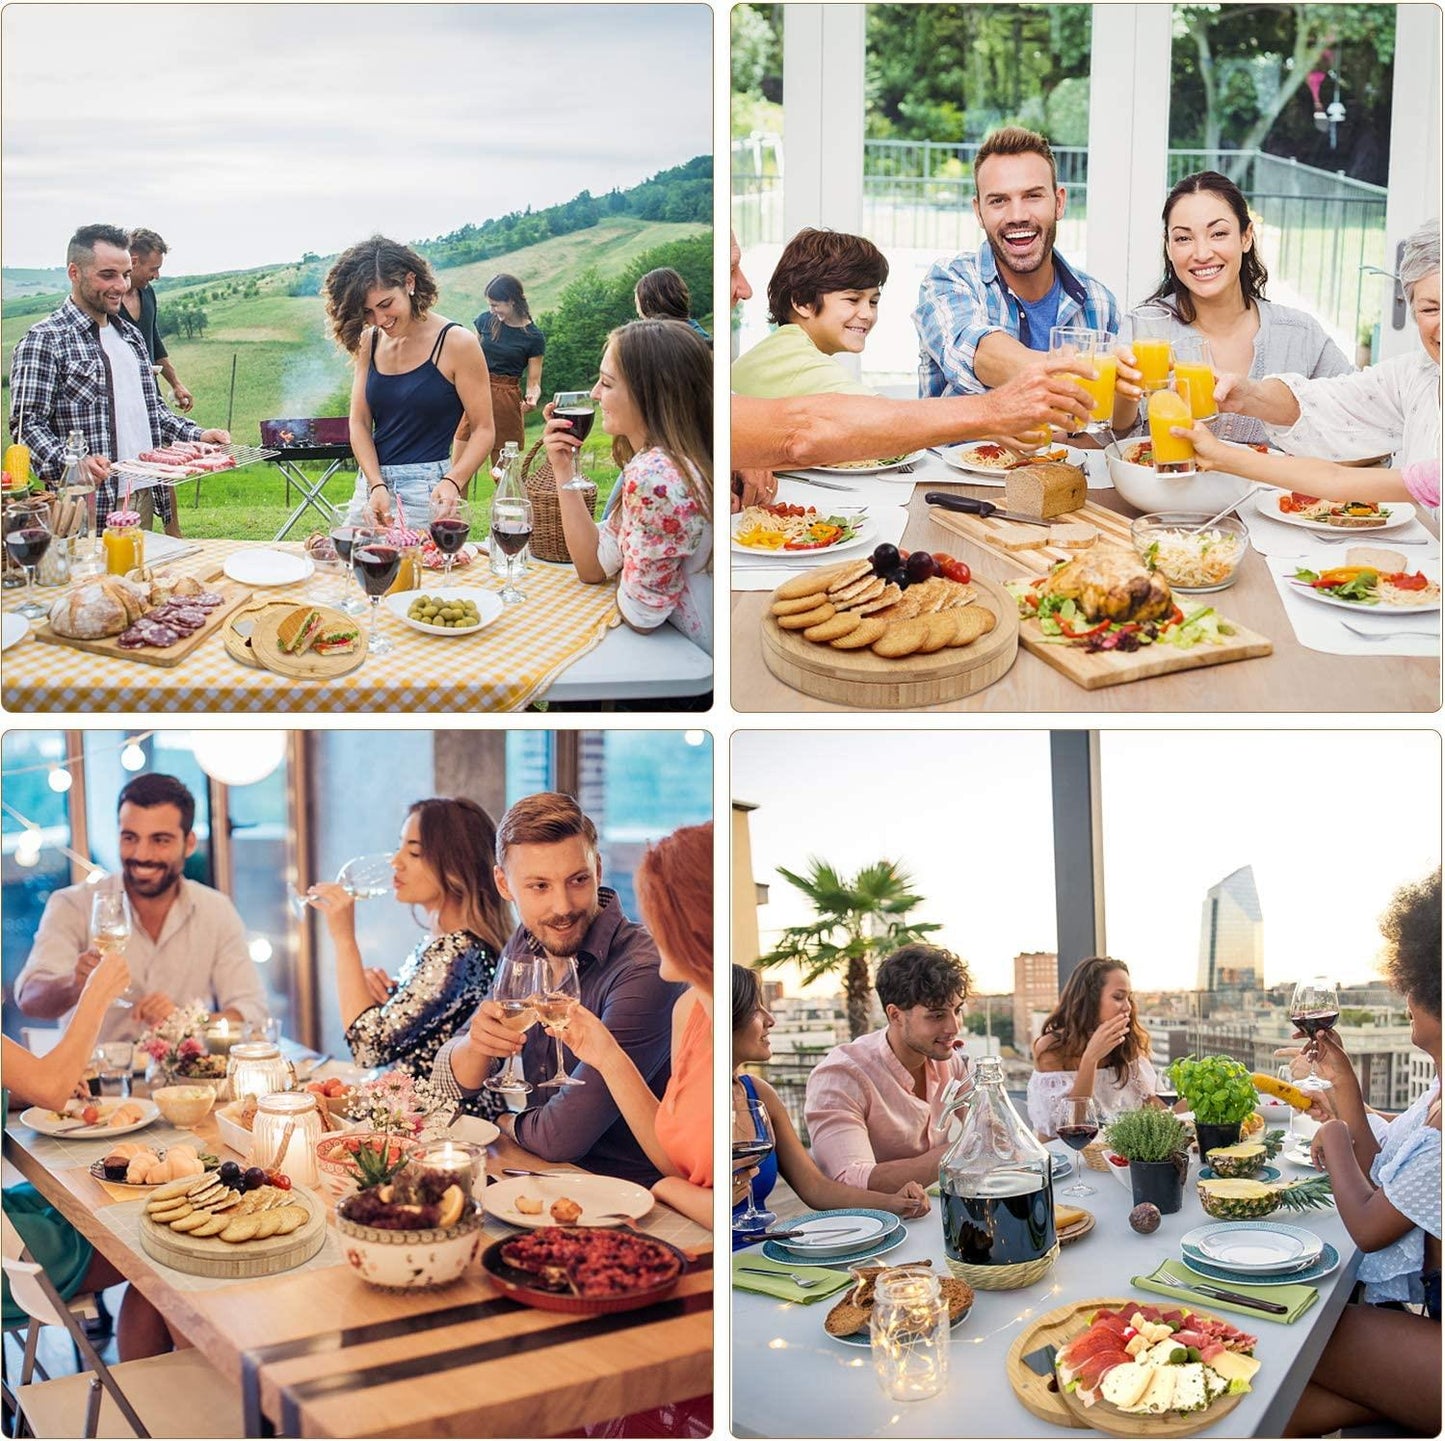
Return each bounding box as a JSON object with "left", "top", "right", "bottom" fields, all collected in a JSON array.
[
  {"left": 1205, "top": 1143, "right": 1267, "bottom": 1178},
  {"left": 1197, "top": 1174, "right": 1333, "bottom": 1219}
]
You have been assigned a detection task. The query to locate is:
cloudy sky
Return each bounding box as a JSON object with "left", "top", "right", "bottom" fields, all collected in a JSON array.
[
  {"left": 2, "top": 4, "right": 711, "bottom": 273},
  {"left": 733, "top": 730, "right": 1441, "bottom": 997}
]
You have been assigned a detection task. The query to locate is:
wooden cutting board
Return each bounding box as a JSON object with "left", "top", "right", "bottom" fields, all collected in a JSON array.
[
  {"left": 1007, "top": 1298, "right": 1248, "bottom": 1437},
  {"left": 32, "top": 577, "right": 249, "bottom": 668},
  {"left": 137, "top": 1185, "right": 326, "bottom": 1279},
  {"left": 249, "top": 602, "right": 368, "bottom": 678},
  {"left": 930, "top": 498, "right": 1137, "bottom": 574},
  {"left": 760, "top": 574, "right": 1019, "bottom": 708}
]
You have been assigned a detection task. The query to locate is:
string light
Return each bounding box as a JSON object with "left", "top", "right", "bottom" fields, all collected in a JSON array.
[
  {"left": 47, "top": 768, "right": 73, "bottom": 793},
  {"left": 248, "top": 937, "right": 274, "bottom": 965},
  {"left": 1, "top": 731, "right": 155, "bottom": 780},
  {"left": 120, "top": 741, "right": 146, "bottom": 771}
]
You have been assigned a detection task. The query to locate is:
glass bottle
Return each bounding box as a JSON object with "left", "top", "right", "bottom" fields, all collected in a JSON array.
[
  {"left": 384, "top": 520, "right": 425, "bottom": 595},
  {"left": 103, "top": 510, "right": 145, "bottom": 575},
  {"left": 61, "top": 431, "right": 101, "bottom": 577},
  {"left": 490, "top": 441, "right": 522, "bottom": 578},
  {"left": 939, "top": 1054, "right": 1057, "bottom": 1287}
]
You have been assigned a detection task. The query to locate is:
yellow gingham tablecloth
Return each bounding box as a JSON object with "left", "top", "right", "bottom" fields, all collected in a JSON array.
[{"left": 1, "top": 540, "right": 620, "bottom": 713}]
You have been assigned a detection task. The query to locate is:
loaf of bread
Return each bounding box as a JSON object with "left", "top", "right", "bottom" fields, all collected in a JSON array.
[
  {"left": 1005, "top": 461, "right": 1087, "bottom": 519},
  {"left": 1345, "top": 546, "right": 1406, "bottom": 573},
  {"left": 47, "top": 578, "right": 148, "bottom": 638}
]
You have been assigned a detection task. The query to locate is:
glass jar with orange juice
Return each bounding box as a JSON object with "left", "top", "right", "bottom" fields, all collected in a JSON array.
[
  {"left": 103, "top": 510, "right": 145, "bottom": 575},
  {"left": 1172, "top": 337, "right": 1217, "bottom": 419},
  {"left": 384, "top": 522, "right": 424, "bottom": 595},
  {"left": 1147, "top": 387, "right": 1196, "bottom": 472}
]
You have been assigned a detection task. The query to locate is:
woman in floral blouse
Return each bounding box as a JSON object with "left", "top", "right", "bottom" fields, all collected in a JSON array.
[
  {"left": 308, "top": 798, "right": 510, "bottom": 1115},
  {"left": 542, "top": 319, "right": 712, "bottom": 653}
]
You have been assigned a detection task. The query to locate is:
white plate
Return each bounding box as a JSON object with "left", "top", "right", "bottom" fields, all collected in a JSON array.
[
  {"left": 1280, "top": 1144, "right": 1323, "bottom": 1171},
  {"left": 1184, "top": 1221, "right": 1322, "bottom": 1270},
  {"left": 482, "top": 1173, "right": 655, "bottom": 1229},
  {"left": 731, "top": 514, "right": 876, "bottom": 558},
  {"left": 2, "top": 613, "right": 29, "bottom": 651},
  {"left": 776, "top": 1213, "right": 889, "bottom": 1257},
  {"left": 384, "top": 586, "right": 504, "bottom": 637},
  {"left": 1255, "top": 487, "right": 1414, "bottom": 535},
  {"left": 21, "top": 1100, "right": 160, "bottom": 1139},
  {"left": 223, "top": 550, "right": 315, "bottom": 586},
  {"left": 446, "top": 1115, "right": 502, "bottom": 1149},
  {"left": 806, "top": 451, "right": 925, "bottom": 477},
  {"left": 1282, "top": 559, "right": 1441, "bottom": 614}
]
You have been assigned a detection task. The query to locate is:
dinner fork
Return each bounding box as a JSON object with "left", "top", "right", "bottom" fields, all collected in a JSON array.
[
  {"left": 1340, "top": 620, "right": 1440, "bottom": 642},
  {"left": 735, "top": 1266, "right": 825, "bottom": 1288},
  {"left": 1310, "top": 533, "right": 1432, "bottom": 546}
]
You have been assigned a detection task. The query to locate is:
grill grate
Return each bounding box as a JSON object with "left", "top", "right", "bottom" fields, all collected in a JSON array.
[{"left": 110, "top": 443, "right": 281, "bottom": 491}]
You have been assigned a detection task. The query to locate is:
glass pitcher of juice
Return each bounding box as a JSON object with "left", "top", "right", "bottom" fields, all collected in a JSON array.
[
  {"left": 1147, "top": 388, "right": 1195, "bottom": 470},
  {"left": 1173, "top": 337, "right": 1217, "bottom": 418},
  {"left": 103, "top": 511, "right": 145, "bottom": 575},
  {"left": 384, "top": 523, "right": 424, "bottom": 595}
]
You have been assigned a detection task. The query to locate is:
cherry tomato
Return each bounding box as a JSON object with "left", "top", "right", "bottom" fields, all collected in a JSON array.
[
  {"left": 271, "top": 1173, "right": 292, "bottom": 1191},
  {"left": 81, "top": 1104, "right": 100, "bottom": 1125}
]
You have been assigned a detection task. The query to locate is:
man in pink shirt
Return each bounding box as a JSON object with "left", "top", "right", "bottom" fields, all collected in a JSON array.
[{"left": 804, "top": 946, "right": 972, "bottom": 1191}]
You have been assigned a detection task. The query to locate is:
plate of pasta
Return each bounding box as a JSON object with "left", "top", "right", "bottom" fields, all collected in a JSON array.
[
  {"left": 731, "top": 503, "right": 874, "bottom": 556},
  {"left": 804, "top": 451, "right": 923, "bottom": 476}
]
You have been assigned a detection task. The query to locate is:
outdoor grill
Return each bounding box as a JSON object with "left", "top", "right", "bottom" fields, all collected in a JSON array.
[{"left": 259, "top": 418, "right": 356, "bottom": 541}]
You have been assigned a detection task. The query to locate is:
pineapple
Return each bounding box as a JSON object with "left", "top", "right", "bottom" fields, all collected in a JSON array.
[
  {"left": 1197, "top": 1174, "right": 1333, "bottom": 1220},
  {"left": 1205, "top": 1143, "right": 1267, "bottom": 1178}
]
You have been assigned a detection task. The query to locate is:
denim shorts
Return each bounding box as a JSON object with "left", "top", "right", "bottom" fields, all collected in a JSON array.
[{"left": 346, "top": 459, "right": 447, "bottom": 527}]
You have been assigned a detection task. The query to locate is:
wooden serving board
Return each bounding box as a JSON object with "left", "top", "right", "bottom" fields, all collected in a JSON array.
[
  {"left": 930, "top": 497, "right": 1137, "bottom": 574},
  {"left": 1006, "top": 1299, "right": 1247, "bottom": 1438},
  {"left": 760, "top": 573, "right": 1019, "bottom": 708},
  {"left": 137, "top": 1186, "right": 325, "bottom": 1279},
  {"left": 1011, "top": 586, "right": 1273, "bottom": 690},
  {"left": 249, "top": 602, "right": 367, "bottom": 678},
  {"left": 32, "top": 577, "right": 249, "bottom": 668}
]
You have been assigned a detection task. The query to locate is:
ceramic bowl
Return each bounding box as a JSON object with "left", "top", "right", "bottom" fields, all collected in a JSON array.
[
  {"left": 314, "top": 1131, "right": 411, "bottom": 1204},
  {"left": 1105, "top": 442, "right": 1252, "bottom": 515},
  {"left": 335, "top": 1196, "right": 483, "bottom": 1289},
  {"left": 150, "top": 1085, "right": 216, "bottom": 1128}
]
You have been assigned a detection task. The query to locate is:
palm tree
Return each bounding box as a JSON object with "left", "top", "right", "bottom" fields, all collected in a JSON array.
[{"left": 757, "top": 859, "right": 943, "bottom": 1039}]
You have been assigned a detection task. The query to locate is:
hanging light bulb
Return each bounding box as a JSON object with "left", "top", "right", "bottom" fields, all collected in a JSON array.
[
  {"left": 189, "top": 732, "right": 286, "bottom": 788},
  {"left": 15, "top": 831, "right": 42, "bottom": 868},
  {"left": 248, "top": 936, "right": 274, "bottom": 965},
  {"left": 47, "top": 767, "right": 73, "bottom": 793},
  {"left": 120, "top": 741, "right": 146, "bottom": 772},
  {"left": 683, "top": 730, "right": 706, "bottom": 747},
  {"left": 85, "top": 868, "right": 108, "bottom": 886}
]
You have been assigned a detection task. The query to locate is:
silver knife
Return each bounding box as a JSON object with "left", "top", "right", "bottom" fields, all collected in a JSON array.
[
  {"left": 924, "top": 491, "right": 1052, "bottom": 527},
  {"left": 778, "top": 473, "right": 860, "bottom": 493}
]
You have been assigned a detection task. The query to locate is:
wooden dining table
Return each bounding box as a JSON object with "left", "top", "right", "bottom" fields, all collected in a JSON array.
[
  {"left": 4, "top": 1094, "right": 713, "bottom": 1437},
  {"left": 730, "top": 456, "right": 1440, "bottom": 712}
]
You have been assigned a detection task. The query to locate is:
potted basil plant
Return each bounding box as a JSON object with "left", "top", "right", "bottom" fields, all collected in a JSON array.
[
  {"left": 1167, "top": 1054, "right": 1259, "bottom": 1158},
  {"left": 1104, "top": 1107, "right": 1191, "bottom": 1214}
]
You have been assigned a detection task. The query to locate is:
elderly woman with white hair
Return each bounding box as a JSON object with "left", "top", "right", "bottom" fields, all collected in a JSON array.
[{"left": 1183, "top": 219, "right": 1441, "bottom": 508}]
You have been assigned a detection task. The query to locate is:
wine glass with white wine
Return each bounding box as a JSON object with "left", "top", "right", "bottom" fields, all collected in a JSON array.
[
  {"left": 534, "top": 955, "right": 584, "bottom": 1089},
  {"left": 91, "top": 888, "right": 140, "bottom": 1009},
  {"left": 484, "top": 954, "right": 544, "bottom": 1096},
  {"left": 290, "top": 853, "right": 395, "bottom": 917}
]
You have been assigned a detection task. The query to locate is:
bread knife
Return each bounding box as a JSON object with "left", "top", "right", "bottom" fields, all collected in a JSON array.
[{"left": 924, "top": 491, "right": 1052, "bottom": 527}]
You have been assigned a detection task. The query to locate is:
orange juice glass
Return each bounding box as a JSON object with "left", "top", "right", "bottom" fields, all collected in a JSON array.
[
  {"left": 1147, "top": 388, "right": 1195, "bottom": 468},
  {"left": 1133, "top": 338, "right": 1173, "bottom": 391},
  {"left": 1082, "top": 351, "right": 1119, "bottom": 423},
  {"left": 1172, "top": 337, "right": 1217, "bottom": 418}
]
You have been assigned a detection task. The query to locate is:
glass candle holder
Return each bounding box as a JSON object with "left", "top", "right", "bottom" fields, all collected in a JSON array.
[
  {"left": 226, "top": 1042, "right": 294, "bottom": 1101},
  {"left": 250, "top": 1092, "right": 322, "bottom": 1186},
  {"left": 407, "top": 1139, "right": 485, "bottom": 1193},
  {"left": 205, "top": 1019, "right": 239, "bottom": 1058},
  {"left": 869, "top": 1268, "right": 950, "bottom": 1401}
]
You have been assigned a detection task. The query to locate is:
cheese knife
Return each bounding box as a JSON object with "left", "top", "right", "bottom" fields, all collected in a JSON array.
[
  {"left": 924, "top": 491, "right": 1052, "bottom": 527},
  {"left": 1158, "top": 1267, "right": 1291, "bottom": 1314}
]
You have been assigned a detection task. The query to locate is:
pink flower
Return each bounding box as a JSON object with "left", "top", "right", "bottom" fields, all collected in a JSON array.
[
  {"left": 142, "top": 1038, "right": 170, "bottom": 1062},
  {"left": 177, "top": 1036, "right": 205, "bottom": 1060}
]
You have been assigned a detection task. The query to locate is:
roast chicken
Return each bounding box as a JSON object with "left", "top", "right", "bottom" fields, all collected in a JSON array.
[{"left": 1040, "top": 545, "right": 1173, "bottom": 624}]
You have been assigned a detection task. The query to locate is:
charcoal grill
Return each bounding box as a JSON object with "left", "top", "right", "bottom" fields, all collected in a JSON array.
[{"left": 259, "top": 419, "right": 355, "bottom": 541}]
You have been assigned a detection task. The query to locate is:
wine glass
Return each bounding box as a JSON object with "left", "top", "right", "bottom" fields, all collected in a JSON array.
[
  {"left": 483, "top": 954, "right": 543, "bottom": 1096},
  {"left": 1288, "top": 976, "right": 1339, "bottom": 1092},
  {"left": 329, "top": 522, "right": 368, "bottom": 616},
  {"left": 490, "top": 493, "right": 533, "bottom": 605},
  {"left": 552, "top": 391, "right": 596, "bottom": 492},
  {"left": 1051, "top": 1095, "right": 1102, "bottom": 1198},
  {"left": 350, "top": 525, "right": 400, "bottom": 656},
  {"left": 732, "top": 1087, "right": 777, "bottom": 1237},
  {"left": 429, "top": 496, "right": 472, "bottom": 587},
  {"left": 290, "top": 852, "right": 395, "bottom": 917},
  {"left": 90, "top": 889, "right": 140, "bottom": 1009},
  {"left": 534, "top": 955, "right": 584, "bottom": 1089},
  {"left": 5, "top": 503, "right": 52, "bottom": 620}
]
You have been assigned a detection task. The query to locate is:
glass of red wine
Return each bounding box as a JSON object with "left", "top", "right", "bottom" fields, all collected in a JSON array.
[
  {"left": 350, "top": 525, "right": 400, "bottom": 656},
  {"left": 1288, "top": 976, "right": 1339, "bottom": 1092},
  {"left": 5, "top": 503, "right": 53, "bottom": 620},
  {"left": 1051, "top": 1094, "right": 1102, "bottom": 1197},
  {"left": 732, "top": 1087, "right": 777, "bottom": 1236},
  {"left": 330, "top": 524, "right": 368, "bottom": 616},
  {"left": 429, "top": 497, "right": 472, "bottom": 587},
  {"left": 552, "top": 391, "right": 596, "bottom": 492},
  {"left": 490, "top": 494, "right": 533, "bottom": 605}
]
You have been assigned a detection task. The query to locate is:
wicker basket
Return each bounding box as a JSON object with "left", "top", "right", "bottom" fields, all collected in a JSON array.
[
  {"left": 1081, "top": 1141, "right": 1112, "bottom": 1172},
  {"left": 520, "top": 439, "right": 597, "bottom": 563},
  {"left": 945, "top": 1242, "right": 1059, "bottom": 1291}
]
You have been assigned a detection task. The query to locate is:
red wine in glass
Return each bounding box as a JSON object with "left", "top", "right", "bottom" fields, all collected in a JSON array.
[
  {"left": 353, "top": 544, "right": 401, "bottom": 596},
  {"left": 330, "top": 526, "right": 355, "bottom": 563},
  {"left": 492, "top": 522, "right": 532, "bottom": 559},
  {"left": 429, "top": 518, "right": 471, "bottom": 555},
  {"left": 5, "top": 528, "right": 51, "bottom": 567},
  {"left": 555, "top": 407, "right": 595, "bottom": 444},
  {"left": 1290, "top": 1011, "right": 1339, "bottom": 1039},
  {"left": 1056, "top": 1123, "right": 1099, "bottom": 1152}
]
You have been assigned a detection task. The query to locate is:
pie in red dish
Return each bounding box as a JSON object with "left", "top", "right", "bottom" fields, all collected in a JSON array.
[{"left": 484, "top": 1226, "right": 687, "bottom": 1314}]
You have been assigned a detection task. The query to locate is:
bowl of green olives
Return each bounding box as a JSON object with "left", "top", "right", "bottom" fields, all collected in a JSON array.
[{"left": 385, "top": 588, "right": 503, "bottom": 637}]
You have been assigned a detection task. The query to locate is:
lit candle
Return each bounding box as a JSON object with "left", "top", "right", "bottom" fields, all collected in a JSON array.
[
  {"left": 226, "top": 1042, "right": 292, "bottom": 1100},
  {"left": 205, "top": 1018, "right": 237, "bottom": 1058},
  {"left": 407, "top": 1139, "right": 484, "bottom": 1190},
  {"left": 251, "top": 1092, "right": 322, "bottom": 1186}
]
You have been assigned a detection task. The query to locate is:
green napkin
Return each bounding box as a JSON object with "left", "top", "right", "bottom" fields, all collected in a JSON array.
[
  {"left": 1131, "top": 1258, "right": 1319, "bottom": 1325},
  {"left": 732, "top": 1254, "right": 855, "bottom": 1304}
]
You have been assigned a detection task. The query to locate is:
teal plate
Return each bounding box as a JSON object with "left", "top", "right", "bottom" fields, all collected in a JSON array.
[{"left": 1198, "top": 1164, "right": 1280, "bottom": 1182}]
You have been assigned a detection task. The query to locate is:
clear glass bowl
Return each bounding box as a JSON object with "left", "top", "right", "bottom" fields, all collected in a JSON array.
[{"left": 1130, "top": 511, "right": 1250, "bottom": 593}]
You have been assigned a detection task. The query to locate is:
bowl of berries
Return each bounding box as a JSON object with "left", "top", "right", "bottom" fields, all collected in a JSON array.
[{"left": 335, "top": 1172, "right": 480, "bottom": 1289}]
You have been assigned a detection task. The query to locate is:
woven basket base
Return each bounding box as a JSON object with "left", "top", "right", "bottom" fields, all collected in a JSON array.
[{"left": 945, "top": 1242, "right": 1060, "bottom": 1290}]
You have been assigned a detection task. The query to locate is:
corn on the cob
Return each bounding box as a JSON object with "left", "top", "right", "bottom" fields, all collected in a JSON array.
[{"left": 1251, "top": 1072, "right": 1313, "bottom": 1111}]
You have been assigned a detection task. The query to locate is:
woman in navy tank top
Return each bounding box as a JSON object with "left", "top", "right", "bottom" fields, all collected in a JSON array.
[{"left": 324, "top": 238, "right": 495, "bottom": 529}]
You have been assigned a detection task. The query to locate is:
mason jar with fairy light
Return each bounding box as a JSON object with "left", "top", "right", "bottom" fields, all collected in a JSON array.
[
  {"left": 226, "top": 1041, "right": 294, "bottom": 1101},
  {"left": 250, "top": 1091, "right": 322, "bottom": 1187}
]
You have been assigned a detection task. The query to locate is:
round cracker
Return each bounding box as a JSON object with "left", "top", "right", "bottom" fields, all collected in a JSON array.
[
  {"left": 253, "top": 1210, "right": 286, "bottom": 1240},
  {"left": 220, "top": 1215, "right": 263, "bottom": 1244},
  {"left": 949, "top": 606, "right": 996, "bottom": 647},
  {"left": 271, "top": 1205, "right": 308, "bottom": 1236},
  {"left": 770, "top": 592, "right": 828, "bottom": 617},
  {"left": 872, "top": 618, "right": 929, "bottom": 658},
  {"left": 917, "top": 612, "right": 957, "bottom": 653},
  {"left": 169, "top": 1211, "right": 215, "bottom": 1233},
  {"left": 776, "top": 565, "right": 851, "bottom": 600},
  {"left": 190, "top": 1214, "right": 232, "bottom": 1238},
  {"left": 829, "top": 616, "right": 889, "bottom": 649},
  {"left": 803, "top": 612, "right": 861, "bottom": 643},
  {"left": 150, "top": 1176, "right": 204, "bottom": 1203},
  {"left": 776, "top": 602, "right": 836, "bottom": 631}
]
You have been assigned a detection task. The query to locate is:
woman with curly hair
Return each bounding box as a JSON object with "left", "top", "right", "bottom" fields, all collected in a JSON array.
[
  {"left": 1027, "top": 957, "right": 1160, "bottom": 1137},
  {"left": 324, "top": 236, "right": 494, "bottom": 528},
  {"left": 1285, "top": 868, "right": 1441, "bottom": 1437}
]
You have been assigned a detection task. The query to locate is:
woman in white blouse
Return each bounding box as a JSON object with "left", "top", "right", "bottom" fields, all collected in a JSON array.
[
  {"left": 1027, "top": 957, "right": 1161, "bottom": 1139},
  {"left": 1184, "top": 219, "right": 1440, "bottom": 509}
]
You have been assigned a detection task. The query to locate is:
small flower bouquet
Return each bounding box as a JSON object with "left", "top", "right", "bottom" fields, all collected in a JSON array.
[
  {"left": 350, "top": 1070, "right": 448, "bottom": 1138},
  {"left": 140, "top": 1001, "right": 229, "bottom": 1085}
]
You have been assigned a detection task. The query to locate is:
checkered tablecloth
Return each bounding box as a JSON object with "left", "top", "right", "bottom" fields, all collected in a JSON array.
[{"left": 2, "top": 540, "right": 620, "bottom": 713}]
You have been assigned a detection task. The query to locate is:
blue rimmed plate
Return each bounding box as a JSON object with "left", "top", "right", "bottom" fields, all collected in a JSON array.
[
  {"left": 760, "top": 1222, "right": 906, "bottom": 1269},
  {"left": 1179, "top": 1240, "right": 1340, "bottom": 1287},
  {"left": 768, "top": 1207, "right": 902, "bottom": 1261},
  {"left": 1198, "top": 1164, "right": 1280, "bottom": 1183},
  {"left": 1180, "top": 1220, "right": 1323, "bottom": 1271}
]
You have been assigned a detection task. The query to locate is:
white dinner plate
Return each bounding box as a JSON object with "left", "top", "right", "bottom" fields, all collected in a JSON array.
[
  {"left": 446, "top": 1115, "right": 502, "bottom": 1149},
  {"left": 384, "top": 586, "right": 504, "bottom": 637},
  {"left": 804, "top": 451, "right": 925, "bottom": 477},
  {"left": 776, "top": 1213, "right": 890, "bottom": 1257},
  {"left": 939, "top": 442, "right": 1078, "bottom": 483},
  {"left": 1183, "top": 1220, "right": 1322, "bottom": 1270},
  {"left": 1255, "top": 487, "right": 1415, "bottom": 535},
  {"left": 731, "top": 514, "right": 876, "bottom": 559},
  {"left": 21, "top": 1100, "right": 160, "bottom": 1139},
  {"left": 223, "top": 550, "right": 315, "bottom": 586},
  {"left": 2, "top": 613, "right": 29, "bottom": 651},
  {"left": 483, "top": 1173, "right": 655, "bottom": 1229},
  {"left": 1282, "top": 559, "right": 1441, "bottom": 614}
]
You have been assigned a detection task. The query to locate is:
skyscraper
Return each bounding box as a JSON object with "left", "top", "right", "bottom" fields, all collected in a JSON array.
[{"left": 1198, "top": 866, "right": 1264, "bottom": 991}]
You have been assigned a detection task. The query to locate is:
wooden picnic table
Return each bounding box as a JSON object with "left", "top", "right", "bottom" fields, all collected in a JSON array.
[{"left": 5, "top": 1098, "right": 712, "bottom": 1437}]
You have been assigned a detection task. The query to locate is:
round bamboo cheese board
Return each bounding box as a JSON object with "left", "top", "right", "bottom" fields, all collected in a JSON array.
[
  {"left": 223, "top": 600, "right": 298, "bottom": 670},
  {"left": 760, "top": 572, "right": 1018, "bottom": 708},
  {"left": 138, "top": 1185, "right": 326, "bottom": 1279},
  {"left": 248, "top": 603, "right": 367, "bottom": 678}
]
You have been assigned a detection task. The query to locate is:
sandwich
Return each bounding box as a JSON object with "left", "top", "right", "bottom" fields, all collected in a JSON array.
[
  {"left": 312, "top": 618, "right": 360, "bottom": 655},
  {"left": 276, "top": 606, "right": 323, "bottom": 655}
]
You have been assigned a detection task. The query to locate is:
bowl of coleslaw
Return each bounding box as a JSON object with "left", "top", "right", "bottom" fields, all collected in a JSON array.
[{"left": 1130, "top": 512, "right": 1250, "bottom": 593}]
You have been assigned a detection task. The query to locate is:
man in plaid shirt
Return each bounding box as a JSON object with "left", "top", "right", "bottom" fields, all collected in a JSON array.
[
  {"left": 914, "top": 127, "right": 1134, "bottom": 407},
  {"left": 8, "top": 223, "right": 229, "bottom": 535}
]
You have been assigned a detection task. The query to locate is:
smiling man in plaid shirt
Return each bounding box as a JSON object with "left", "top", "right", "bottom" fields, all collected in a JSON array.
[
  {"left": 914, "top": 127, "right": 1126, "bottom": 401},
  {"left": 8, "top": 223, "right": 229, "bottom": 535}
]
